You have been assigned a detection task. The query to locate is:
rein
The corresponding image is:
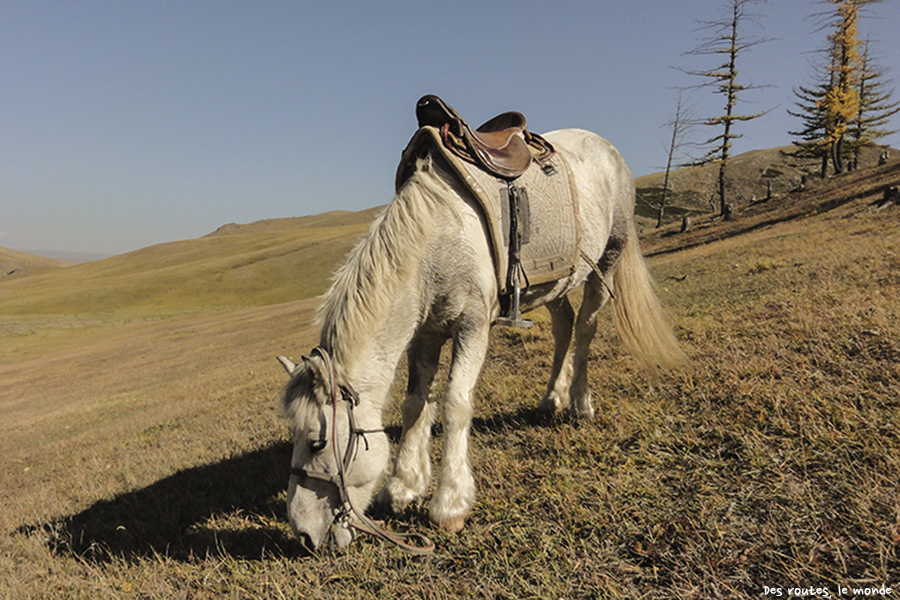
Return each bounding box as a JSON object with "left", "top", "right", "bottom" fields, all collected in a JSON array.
[{"left": 292, "top": 347, "right": 435, "bottom": 555}]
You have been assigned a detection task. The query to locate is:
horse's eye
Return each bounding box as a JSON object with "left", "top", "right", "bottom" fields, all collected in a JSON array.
[{"left": 309, "top": 439, "right": 326, "bottom": 454}]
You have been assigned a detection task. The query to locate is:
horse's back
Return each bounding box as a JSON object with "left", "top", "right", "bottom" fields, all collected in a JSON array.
[
  {"left": 543, "top": 128, "right": 634, "bottom": 185},
  {"left": 542, "top": 128, "right": 635, "bottom": 241}
]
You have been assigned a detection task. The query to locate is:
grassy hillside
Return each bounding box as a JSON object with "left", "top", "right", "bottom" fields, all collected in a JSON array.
[
  {"left": 642, "top": 158, "right": 900, "bottom": 257},
  {"left": 2, "top": 156, "right": 899, "bottom": 598},
  {"left": 634, "top": 145, "right": 893, "bottom": 229},
  {"left": 0, "top": 247, "right": 69, "bottom": 279},
  {"left": 0, "top": 209, "right": 380, "bottom": 317}
]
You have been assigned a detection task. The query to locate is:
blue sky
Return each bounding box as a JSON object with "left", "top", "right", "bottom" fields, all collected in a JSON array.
[{"left": 2, "top": 1, "right": 898, "bottom": 256}]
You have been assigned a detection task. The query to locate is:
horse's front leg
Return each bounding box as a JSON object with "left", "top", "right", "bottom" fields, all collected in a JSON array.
[
  {"left": 376, "top": 336, "right": 444, "bottom": 515},
  {"left": 429, "top": 318, "right": 490, "bottom": 532}
]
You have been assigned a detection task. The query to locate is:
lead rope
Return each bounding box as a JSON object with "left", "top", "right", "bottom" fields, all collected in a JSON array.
[{"left": 315, "top": 348, "right": 435, "bottom": 555}]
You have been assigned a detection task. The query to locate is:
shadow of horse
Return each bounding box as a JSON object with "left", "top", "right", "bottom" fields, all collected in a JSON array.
[
  {"left": 17, "top": 441, "right": 311, "bottom": 563},
  {"left": 17, "top": 406, "right": 556, "bottom": 564},
  {"left": 387, "top": 404, "right": 561, "bottom": 441}
]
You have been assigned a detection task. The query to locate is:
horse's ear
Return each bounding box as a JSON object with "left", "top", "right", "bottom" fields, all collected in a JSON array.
[
  {"left": 277, "top": 356, "right": 298, "bottom": 376},
  {"left": 302, "top": 353, "right": 323, "bottom": 379},
  {"left": 302, "top": 352, "right": 351, "bottom": 404},
  {"left": 301, "top": 353, "right": 334, "bottom": 403},
  {"left": 279, "top": 353, "right": 330, "bottom": 417}
]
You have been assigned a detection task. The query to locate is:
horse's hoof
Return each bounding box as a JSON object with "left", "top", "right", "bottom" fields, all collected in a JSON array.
[
  {"left": 536, "top": 395, "right": 568, "bottom": 422},
  {"left": 571, "top": 404, "right": 595, "bottom": 421},
  {"left": 433, "top": 516, "right": 466, "bottom": 533},
  {"left": 536, "top": 394, "right": 563, "bottom": 413},
  {"left": 374, "top": 486, "right": 412, "bottom": 518},
  {"left": 534, "top": 396, "right": 566, "bottom": 424},
  {"left": 570, "top": 392, "right": 595, "bottom": 421}
]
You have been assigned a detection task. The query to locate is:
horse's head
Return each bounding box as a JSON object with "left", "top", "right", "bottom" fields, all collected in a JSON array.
[{"left": 277, "top": 350, "right": 389, "bottom": 551}]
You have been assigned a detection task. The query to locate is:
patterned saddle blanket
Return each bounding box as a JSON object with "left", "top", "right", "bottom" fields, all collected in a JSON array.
[{"left": 395, "top": 125, "right": 580, "bottom": 295}]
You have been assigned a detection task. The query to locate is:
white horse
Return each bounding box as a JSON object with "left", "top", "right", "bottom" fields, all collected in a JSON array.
[{"left": 278, "top": 129, "right": 685, "bottom": 551}]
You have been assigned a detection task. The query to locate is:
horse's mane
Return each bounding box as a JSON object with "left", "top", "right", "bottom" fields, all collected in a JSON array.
[{"left": 317, "top": 161, "right": 452, "bottom": 364}]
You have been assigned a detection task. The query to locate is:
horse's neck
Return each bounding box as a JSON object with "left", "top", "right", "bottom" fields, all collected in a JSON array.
[
  {"left": 334, "top": 295, "right": 419, "bottom": 420},
  {"left": 321, "top": 169, "right": 454, "bottom": 419},
  {"left": 325, "top": 254, "right": 425, "bottom": 422}
]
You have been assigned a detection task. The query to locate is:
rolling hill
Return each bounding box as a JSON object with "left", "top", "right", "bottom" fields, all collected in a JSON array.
[
  {"left": 0, "top": 207, "right": 383, "bottom": 317},
  {"left": 0, "top": 247, "right": 69, "bottom": 279},
  {"left": 205, "top": 207, "right": 384, "bottom": 237}
]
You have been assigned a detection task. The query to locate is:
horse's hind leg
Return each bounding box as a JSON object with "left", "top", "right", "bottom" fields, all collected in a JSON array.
[
  {"left": 570, "top": 274, "right": 611, "bottom": 420},
  {"left": 375, "top": 335, "right": 444, "bottom": 516},
  {"left": 536, "top": 296, "right": 575, "bottom": 416}
]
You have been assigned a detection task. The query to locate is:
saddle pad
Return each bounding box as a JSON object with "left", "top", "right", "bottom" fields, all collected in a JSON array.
[{"left": 396, "top": 126, "right": 580, "bottom": 295}]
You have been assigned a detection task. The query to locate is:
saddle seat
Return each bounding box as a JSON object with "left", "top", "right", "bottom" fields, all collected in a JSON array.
[{"left": 415, "top": 95, "right": 554, "bottom": 180}]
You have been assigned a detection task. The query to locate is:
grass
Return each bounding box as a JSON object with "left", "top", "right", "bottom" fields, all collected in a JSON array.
[{"left": 2, "top": 159, "right": 899, "bottom": 598}]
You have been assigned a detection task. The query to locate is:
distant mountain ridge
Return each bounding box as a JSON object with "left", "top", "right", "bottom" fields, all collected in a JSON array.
[
  {"left": 23, "top": 250, "right": 113, "bottom": 264},
  {"left": 0, "top": 206, "right": 382, "bottom": 316},
  {"left": 205, "top": 207, "right": 385, "bottom": 237}
]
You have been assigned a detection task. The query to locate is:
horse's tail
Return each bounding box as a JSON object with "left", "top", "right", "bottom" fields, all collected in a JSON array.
[{"left": 610, "top": 226, "right": 688, "bottom": 380}]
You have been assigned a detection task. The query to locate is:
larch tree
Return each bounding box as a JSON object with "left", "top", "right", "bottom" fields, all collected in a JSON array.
[
  {"left": 683, "top": 0, "right": 771, "bottom": 217},
  {"left": 789, "top": 0, "right": 891, "bottom": 175},
  {"left": 847, "top": 39, "right": 899, "bottom": 166},
  {"left": 819, "top": 0, "right": 864, "bottom": 174},
  {"left": 788, "top": 62, "right": 835, "bottom": 179}
]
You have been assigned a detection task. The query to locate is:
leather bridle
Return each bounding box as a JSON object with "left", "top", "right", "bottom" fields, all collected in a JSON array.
[{"left": 290, "top": 346, "right": 434, "bottom": 555}]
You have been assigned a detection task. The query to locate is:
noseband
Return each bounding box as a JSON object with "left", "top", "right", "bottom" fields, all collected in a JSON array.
[{"left": 290, "top": 346, "right": 434, "bottom": 555}]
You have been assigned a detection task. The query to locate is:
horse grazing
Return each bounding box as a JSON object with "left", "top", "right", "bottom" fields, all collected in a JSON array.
[{"left": 278, "top": 128, "right": 685, "bottom": 551}]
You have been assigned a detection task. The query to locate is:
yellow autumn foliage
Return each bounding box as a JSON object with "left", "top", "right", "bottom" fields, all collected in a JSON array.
[{"left": 818, "top": 0, "right": 862, "bottom": 143}]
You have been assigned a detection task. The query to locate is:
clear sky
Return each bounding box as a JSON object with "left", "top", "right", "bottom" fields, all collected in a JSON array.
[{"left": 2, "top": 1, "right": 898, "bottom": 256}]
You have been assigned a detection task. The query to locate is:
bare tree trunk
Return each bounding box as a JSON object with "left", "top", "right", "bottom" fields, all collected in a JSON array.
[
  {"left": 832, "top": 136, "right": 845, "bottom": 174},
  {"left": 682, "top": 0, "right": 769, "bottom": 217},
  {"left": 657, "top": 89, "right": 697, "bottom": 228}
]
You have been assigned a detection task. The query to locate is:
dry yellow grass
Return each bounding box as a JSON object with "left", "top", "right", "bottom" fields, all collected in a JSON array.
[{"left": 1, "top": 159, "right": 899, "bottom": 598}]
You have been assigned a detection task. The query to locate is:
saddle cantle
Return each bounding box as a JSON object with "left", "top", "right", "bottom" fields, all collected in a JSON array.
[{"left": 414, "top": 95, "right": 555, "bottom": 180}]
